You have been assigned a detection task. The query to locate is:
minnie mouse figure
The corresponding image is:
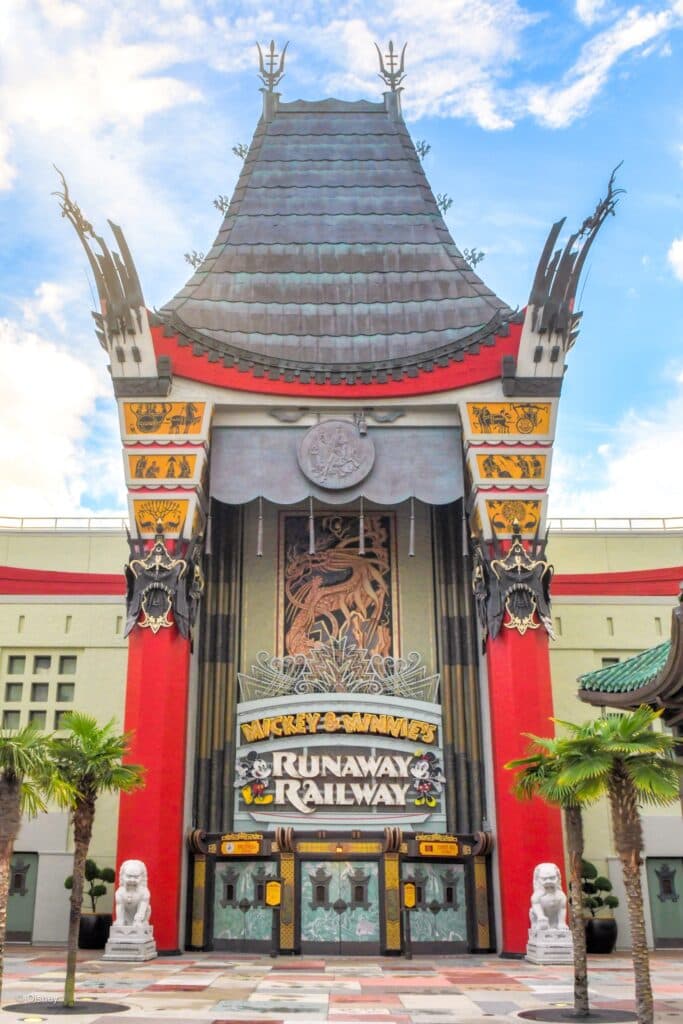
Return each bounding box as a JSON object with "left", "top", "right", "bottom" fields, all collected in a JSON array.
[{"left": 408, "top": 751, "right": 446, "bottom": 808}]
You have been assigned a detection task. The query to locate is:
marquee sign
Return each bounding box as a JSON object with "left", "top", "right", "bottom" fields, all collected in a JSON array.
[{"left": 234, "top": 692, "right": 446, "bottom": 833}]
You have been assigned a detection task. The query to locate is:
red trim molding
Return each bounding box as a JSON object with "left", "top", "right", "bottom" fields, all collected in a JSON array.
[
  {"left": 151, "top": 323, "right": 522, "bottom": 398},
  {"left": 554, "top": 566, "right": 683, "bottom": 598},
  {"left": 0, "top": 565, "right": 122, "bottom": 596}
]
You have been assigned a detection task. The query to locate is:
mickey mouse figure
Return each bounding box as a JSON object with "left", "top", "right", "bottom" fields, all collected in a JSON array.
[
  {"left": 408, "top": 751, "right": 446, "bottom": 808},
  {"left": 234, "top": 750, "right": 273, "bottom": 805}
]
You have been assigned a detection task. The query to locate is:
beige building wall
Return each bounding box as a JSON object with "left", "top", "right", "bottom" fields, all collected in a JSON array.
[
  {"left": 0, "top": 527, "right": 128, "bottom": 941},
  {"left": 546, "top": 525, "right": 683, "bottom": 949},
  {"left": 1, "top": 519, "right": 681, "bottom": 946}
]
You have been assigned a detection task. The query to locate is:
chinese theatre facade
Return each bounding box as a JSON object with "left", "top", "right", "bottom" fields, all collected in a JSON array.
[{"left": 57, "top": 42, "right": 619, "bottom": 956}]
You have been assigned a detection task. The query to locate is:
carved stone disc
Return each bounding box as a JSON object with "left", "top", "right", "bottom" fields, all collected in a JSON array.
[{"left": 297, "top": 420, "right": 375, "bottom": 490}]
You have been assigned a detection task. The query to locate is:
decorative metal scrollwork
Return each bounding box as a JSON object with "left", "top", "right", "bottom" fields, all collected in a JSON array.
[
  {"left": 238, "top": 630, "right": 439, "bottom": 702},
  {"left": 473, "top": 520, "right": 554, "bottom": 646},
  {"left": 124, "top": 520, "right": 204, "bottom": 639}
]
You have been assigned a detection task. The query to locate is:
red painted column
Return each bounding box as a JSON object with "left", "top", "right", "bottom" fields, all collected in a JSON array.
[
  {"left": 116, "top": 625, "right": 191, "bottom": 953},
  {"left": 486, "top": 625, "right": 565, "bottom": 955}
]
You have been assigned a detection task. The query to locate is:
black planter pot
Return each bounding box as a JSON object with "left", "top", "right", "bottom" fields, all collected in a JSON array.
[
  {"left": 78, "top": 912, "right": 112, "bottom": 950},
  {"left": 586, "top": 916, "right": 618, "bottom": 954}
]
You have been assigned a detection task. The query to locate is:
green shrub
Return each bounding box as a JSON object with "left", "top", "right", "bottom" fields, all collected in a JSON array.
[
  {"left": 64, "top": 859, "right": 116, "bottom": 912},
  {"left": 581, "top": 859, "right": 619, "bottom": 917}
]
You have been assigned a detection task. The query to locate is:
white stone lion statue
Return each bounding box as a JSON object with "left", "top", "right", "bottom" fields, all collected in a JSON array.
[
  {"left": 113, "top": 859, "right": 152, "bottom": 928},
  {"left": 529, "top": 862, "right": 568, "bottom": 933}
]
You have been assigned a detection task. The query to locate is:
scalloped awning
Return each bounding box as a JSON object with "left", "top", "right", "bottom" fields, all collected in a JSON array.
[{"left": 210, "top": 426, "right": 463, "bottom": 506}]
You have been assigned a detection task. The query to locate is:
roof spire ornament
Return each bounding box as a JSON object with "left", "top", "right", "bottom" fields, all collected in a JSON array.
[
  {"left": 256, "top": 39, "right": 289, "bottom": 92},
  {"left": 374, "top": 40, "right": 407, "bottom": 92},
  {"left": 528, "top": 162, "right": 625, "bottom": 348}
]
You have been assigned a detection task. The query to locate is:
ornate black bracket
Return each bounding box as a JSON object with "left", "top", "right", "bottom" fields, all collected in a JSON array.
[
  {"left": 124, "top": 520, "right": 204, "bottom": 639},
  {"left": 472, "top": 521, "right": 554, "bottom": 648}
]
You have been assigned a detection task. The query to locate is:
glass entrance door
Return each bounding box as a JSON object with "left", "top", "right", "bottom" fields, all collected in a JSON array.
[
  {"left": 212, "top": 860, "right": 275, "bottom": 951},
  {"left": 300, "top": 860, "right": 381, "bottom": 954},
  {"left": 402, "top": 862, "right": 468, "bottom": 952},
  {"left": 7, "top": 853, "right": 38, "bottom": 942}
]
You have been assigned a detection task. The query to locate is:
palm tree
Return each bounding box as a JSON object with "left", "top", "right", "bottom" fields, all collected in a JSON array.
[
  {"left": 555, "top": 706, "right": 680, "bottom": 1024},
  {"left": 0, "top": 726, "right": 71, "bottom": 1003},
  {"left": 506, "top": 734, "right": 601, "bottom": 1018},
  {"left": 51, "top": 713, "right": 144, "bottom": 1008}
]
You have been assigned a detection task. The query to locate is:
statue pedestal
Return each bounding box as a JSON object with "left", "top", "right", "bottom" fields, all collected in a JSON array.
[
  {"left": 103, "top": 923, "right": 157, "bottom": 962},
  {"left": 526, "top": 926, "right": 573, "bottom": 964}
]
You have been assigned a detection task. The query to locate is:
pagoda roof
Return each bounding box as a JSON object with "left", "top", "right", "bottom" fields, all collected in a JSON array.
[
  {"left": 158, "top": 94, "right": 513, "bottom": 381},
  {"left": 578, "top": 592, "right": 683, "bottom": 726}
]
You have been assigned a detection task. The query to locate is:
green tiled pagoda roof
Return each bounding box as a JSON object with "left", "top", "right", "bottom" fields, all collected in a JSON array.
[{"left": 579, "top": 641, "right": 672, "bottom": 695}]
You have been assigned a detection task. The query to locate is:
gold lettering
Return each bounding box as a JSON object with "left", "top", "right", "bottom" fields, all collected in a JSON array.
[
  {"left": 241, "top": 719, "right": 269, "bottom": 742},
  {"left": 386, "top": 716, "right": 408, "bottom": 738},
  {"left": 323, "top": 711, "right": 340, "bottom": 732},
  {"left": 421, "top": 723, "right": 436, "bottom": 744}
]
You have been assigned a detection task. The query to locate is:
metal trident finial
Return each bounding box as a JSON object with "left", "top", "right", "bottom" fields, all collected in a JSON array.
[
  {"left": 374, "top": 40, "right": 407, "bottom": 92},
  {"left": 256, "top": 39, "right": 289, "bottom": 91}
]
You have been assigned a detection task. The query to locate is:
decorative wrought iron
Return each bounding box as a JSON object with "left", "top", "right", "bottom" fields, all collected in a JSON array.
[
  {"left": 257, "top": 39, "right": 288, "bottom": 91},
  {"left": 655, "top": 862, "right": 679, "bottom": 903},
  {"left": 472, "top": 520, "right": 554, "bottom": 646},
  {"left": 124, "top": 520, "right": 204, "bottom": 639},
  {"left": 238, "top": 630, "right": 439, "bottom": 702},
  {"left": 529, "top": 163, "right": 624, "bottom": 348},
  {"left": 374, "top": 40, "right": 407, "bottom": 92},
  {"left": 53, "top": 167, "right": 146, "bottom": 342}
]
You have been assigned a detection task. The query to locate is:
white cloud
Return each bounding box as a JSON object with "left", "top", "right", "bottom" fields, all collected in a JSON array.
[
  {"left": 549, "top": 374, "right": 683, "bottom": 516},
  {"left": 0, "top": 318, "right": 112, "bottom": 515},
  {"left": 575, "top": 0, "right": 610, "bottom": 26},
  {"left": 19, "top": 282, "right": 75, "bottom": 334},
  {"left": 667, "top": 237, "right": 683, "bottom": 281},
  {"left": 525, "top": 6, "right": 680, "bottom": 128}
]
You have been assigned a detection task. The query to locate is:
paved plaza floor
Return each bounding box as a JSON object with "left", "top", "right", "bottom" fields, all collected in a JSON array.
[{"left": 2, "top": 946, "right": 682, "bottom": 1024}]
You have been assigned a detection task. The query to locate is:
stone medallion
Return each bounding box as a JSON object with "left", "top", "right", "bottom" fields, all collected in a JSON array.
[{"left": 297, "top": 420, "right": 375, "bottom": 489}]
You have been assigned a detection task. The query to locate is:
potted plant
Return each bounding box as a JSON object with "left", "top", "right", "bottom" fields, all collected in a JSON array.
[
  {"left": 65, "top": 859, "right": 116, "bottom": 949},
  {"left": 582, "top": 859, "right": 619, "bottom": 954}
]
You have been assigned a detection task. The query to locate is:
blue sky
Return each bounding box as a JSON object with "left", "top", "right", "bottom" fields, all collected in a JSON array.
[{"left": 1, "top": 0, "right": 682, "bottom": 518}]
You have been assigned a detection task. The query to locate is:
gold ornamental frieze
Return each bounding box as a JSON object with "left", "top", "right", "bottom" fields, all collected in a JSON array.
[
  {"left": 466, "top": 402, "right": 552, "bottom": 438},
  {"left": 120, "top": 401, "right": 208, "bottom": 441},
  {"left": 475, "top": 451, "right": 547, "bottom": 482},
  {"left": 486, "top": 499, "right": 542, "bottom": 535}
]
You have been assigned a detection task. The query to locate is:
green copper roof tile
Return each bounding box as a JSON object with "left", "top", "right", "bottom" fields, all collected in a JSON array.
[
  {"left": 579, "top": 640, "right": 672, "bottom": 694},
  {"left": 160, "top": 95, "right": 511, "bottom": 369}
]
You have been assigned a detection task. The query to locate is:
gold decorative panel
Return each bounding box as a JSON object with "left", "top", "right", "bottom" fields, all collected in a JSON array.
[
  {"left": 279, "top": 512, "right": 397, "bottom": 657},
  {"left": 132, "top": 498, "right": 189, "bottom": 536},
  {"left": 297, "top": 841, "right": 383, "bottom": 854},
  {"left": 128, "top": 452, "right": 197, "bottom": 480},
  {"left": 467, "top": 403, "right": 551, "bottom": 436},
  {"left": 476, "top": 452, "right": 546, "bottom": 480},
  {"left": 122, "top": 401, "right": 205, "bottom": 436},
  {"left": 383, "top": 852, "right": 401, "bottom": 950},
  {"left": 474, "top": 855, "right": 491, "bottom": 949},
  {"left": 279, "top": 852, "right": 295, "bottom": 950},
  {"left": 190, "top": 856, "right": 206, "bottom": 948},
  {"left": 486, "top": 499, "right": 542, "bottom": 534}
]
